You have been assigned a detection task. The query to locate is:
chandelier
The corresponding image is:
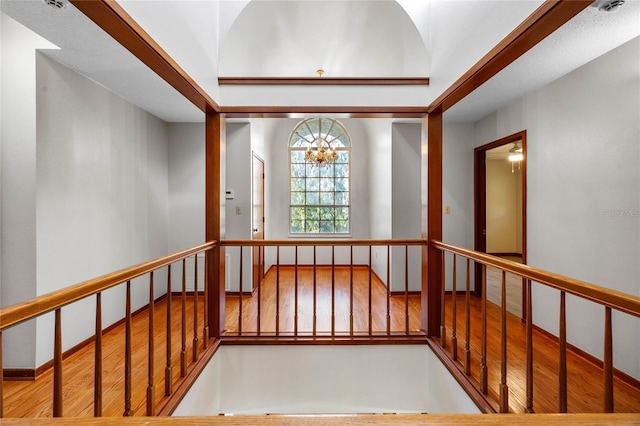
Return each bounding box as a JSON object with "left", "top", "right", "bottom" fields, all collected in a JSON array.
[{"left": 305, "top": 137, "right": 338, "bottom": 164}]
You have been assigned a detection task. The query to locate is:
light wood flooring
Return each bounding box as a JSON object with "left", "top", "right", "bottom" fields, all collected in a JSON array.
[{"left": 2, "top": 266, "right": 639, "bottom": 418}]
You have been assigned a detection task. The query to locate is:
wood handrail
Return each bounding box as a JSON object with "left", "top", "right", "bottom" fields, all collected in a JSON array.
[
  {"left": 221, "top": 239, "right": 428, "bottom": 247},
  {"left": 0, "top": 242, "right": 216, "bottom": 331},
  {"left": 431, "top": 240, "right": 640, "bottom": 318}
]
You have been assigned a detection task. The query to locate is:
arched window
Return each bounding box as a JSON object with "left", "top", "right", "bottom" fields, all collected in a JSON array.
[{"left": 289, "top": 118, "right": 351, "bottom": 234}]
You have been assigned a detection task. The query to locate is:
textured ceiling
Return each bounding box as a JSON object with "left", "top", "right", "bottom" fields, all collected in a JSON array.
[{"left": 1, "top": 0, "right": 638, "bottom": 124}]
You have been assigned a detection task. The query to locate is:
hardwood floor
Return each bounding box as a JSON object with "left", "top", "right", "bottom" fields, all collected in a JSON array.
[
  {"left": 224, "top": 266, "right": 422, "bottom": 336},
  {"left": 2, "top": 267, "right": 639, "bottom": 418}
]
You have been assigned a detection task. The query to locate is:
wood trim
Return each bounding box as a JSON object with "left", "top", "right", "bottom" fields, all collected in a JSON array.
[
  {"left": 156, "top": 339, "right": 221, "bottom": 416},
  {"left": 225, "top": 291, "right": 254, "bottom": 297},
  {"left": 70, "top": 0, "right": 219, "bottom": 113},
  {"left": 432, "top": 241, "right": 640, "bottom": 319},
  {"left": 218, "top": 77, "right": 429, "bottom": 86},
  {"left": 426, "top": 337, "right": 497, "bottom": 413},
  {"left": 427, "top": 1, "right": 592, "bottom": 113},
  {"left": 220, "top": 335, "right": 427, "bottom": 345},
  {"left": 424, "top": 112, "right": 443, "bottom": 337},
  {"left": 221, "top": 106, "right": 429, "bottom": 118},
  {"left": 532, "top": 323, "right": 640, "bottom": 391},
  {"left": 206, "top": 112, "right": 225, "bottom": 338},
  {"left": 0, "top": 243, "right": 215, "bottom": 332},
  {"left": 3, "top": 294, "right": 169, "bottom": 381}
]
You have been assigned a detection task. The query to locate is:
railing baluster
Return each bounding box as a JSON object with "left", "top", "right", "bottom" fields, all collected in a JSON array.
[
  {"left": 180, "top": 259, "right": 187, "bottom": 377},
  {"left": 440, "top": 252, "right": 446, "bottom": 348},
  {"left": 257, "top": 245, "right": 262, "bottom": 336},
  {"left": 499, "top": 270, "right": 509, "bottom": 413},
  {"left": 480, "top": 264, "right": 488, "bottom": 394},
  {"left": 559, "top": 291, "right": 567, "bottom": 413},
  {"left": 464, "top": 258, "right": 471, "bottom": 376},
  {"left": 203, "top": 256, "right": 209, "bottom": 348},
  {"left": 405, "top": 245, "right": 409, "bottom": 335},
  {"left": 525, "top": 279, "right": 534, "bottom": 413},
  {"left": 192, "top": 255, "right": 199, "bottom": 362},
  {"left": 350, "top": 245, "right": 354, "bottom": 336},
  {"left": 276, "top": 246, "right": 280, "bottom": 336},
  {"left": 295, "top": 246, "right": 299, "bottom": 337},
  {"left": 94, "top": 292, "right": 103, "bottom": 416},
  {"left": 331, "top": 245, "right": 336, "bottom": 337},
  {"left": 165, "top": 265, "right": 173, "bottom": 396},
  {"left": 604, "top": 306, "right": 614, "bottom": 413},
  {"left": 238, "top": 247, "right": 243, "bottom": 336},
  {"left": 386, "top": 245, "right": 391, "bottom": 336},
  {"left": 147, "top": 272, "right": 155, "bottom": 416},
  {"left": 53, "top": 308, "right": 63, "bottom": 417},
  {"left": 123, "top": 281, "right": 133, "bottom": 416},
  {"left": 368, "top": 246, "right": 372, "bottom": 336},
  {"left": 451, "top": 254, "right": 458, "bottom": 360},
  {"left": 313, "top": 246, "right": 317, "bottom": 336},
  {"left": 0, "top": 331, "right": 3, "bottom": 418}
]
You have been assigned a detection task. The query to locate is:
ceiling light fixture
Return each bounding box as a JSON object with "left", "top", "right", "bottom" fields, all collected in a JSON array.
[
  {"left": 591, "top": 0, "right": 625, "bottom": 12},
  {"left": 316, "top": 69, "right": 325, "bottom": 78},
  {"left": 43, "top": 0, "right": 66, "bottom": 9},
  {"left": 508, "top": 141, "right": 524, "bottom": 172},
  {"left": 303, "top": 118, "right": 339, "bottom": 165}
]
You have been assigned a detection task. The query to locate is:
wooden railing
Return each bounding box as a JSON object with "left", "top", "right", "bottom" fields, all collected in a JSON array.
[
  {"left": 431, "top": 240, "right": 640, "bottom": 414},
  {"left": 220, "top": 239, "right": 427, "bottom": 341},
  {"left": 0, "top": 242, "right": 216, "bottom": 418}
]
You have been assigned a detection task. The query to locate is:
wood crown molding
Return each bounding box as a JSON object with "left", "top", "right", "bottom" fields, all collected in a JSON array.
[
  {"left": 70, "top": 0, "right": 219, "bottom": 113},
  {"left": 221, "top": 106, "right": 429, "bottom": 118},
  {"left": 428, "top": 0, "right": 592, "bottom": 114},
  {"left": 219, "top": 77, "right": 429, "bottom": 86}
]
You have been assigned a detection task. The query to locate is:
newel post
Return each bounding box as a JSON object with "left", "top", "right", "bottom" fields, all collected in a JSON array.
[
  {"left": 421, "top": 111, "right": 443, "bottom": 337},
  {"left": 206, "top": 112, "right": 226, "bottom": 338}
]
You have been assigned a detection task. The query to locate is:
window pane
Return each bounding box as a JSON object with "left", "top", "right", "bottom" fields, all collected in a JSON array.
[
  {"left": 291, "top": 207, "right": 305, "bottom": 220},
  {"left": 320, "top": 221, "right": 335, "bottom": 233},
  {"left": 291, "top": 178, "right": 305, "bottom": 191},
  {"left": 306, "top": 192, "right": 319, "bottom": 205},
  {"left": 337, "top": 151, "right": 349, "bottom": 163},
  {"left": 335, "top": 207, "right": 349, "bottom": 221},
  {"left": 291, "top": 164, "right": 305, "bottom": 177},
  {"left": 306, "top": 178, "right": 319, "bottom": 191},
  {"left": 305, "top": 220, "right": 320, "bottom": 233},
  {"left": 291, "top": 192, "right": 305, "bottom": 205},
  {"left": 320, "top": 207, "right": 334, "bottom": 220},
  {"left": 291, "top": 150, "right": 305, "bottom": 163},
  {"left": 306, "top": 164, "right": 319, "bottom": 177},
  {"left": 334, "top": 164, "right": 349, "bottom": 177},
  {"left": 336, "top": 220, "right": 349, "bottom": 233},
  {"left": 319, "top": 164, "right": 334, "bottom": 177},
  {"left": 319, "top": 177, "right": 334, "bottom": 192},
  {"left": 335, "top": 192, "right": 349, "bottom": 205},
  {"left": 320, "top": 192, "right": 334, "bottom": 205},
  {"left": 305, "top": 207, "right": 319, "bottom": 220},
  {"left": 291, "top": 220, "right": 304, "bottom": 233},
  {"left": 335, "top": 178, "right": 349, "bottom": 191}
]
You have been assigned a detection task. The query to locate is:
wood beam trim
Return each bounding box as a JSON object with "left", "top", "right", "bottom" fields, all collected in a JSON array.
[
  {"left": 427, "top": 0, "right": 592, "bottom": 113},
  {"left": 221, "top": 106, "right": 429, "bottom": 118},
  {"left": 219, "top": 77, "right": 429, "bottom": 86},
  {"left": 70, "top": 0, "right": 219, "bottom": 113}
]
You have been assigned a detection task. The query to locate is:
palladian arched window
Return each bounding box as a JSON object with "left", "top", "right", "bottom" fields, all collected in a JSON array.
[{"left": 288, "top": 118, "right": 351, "bottom": 234}]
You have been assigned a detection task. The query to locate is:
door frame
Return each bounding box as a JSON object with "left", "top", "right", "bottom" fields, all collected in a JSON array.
[
  {"left": 474, "top": 130, "right": 527, "bottom": 319},
  {"left": 251, "top": 152, "right": 265, "bottom": 291}
]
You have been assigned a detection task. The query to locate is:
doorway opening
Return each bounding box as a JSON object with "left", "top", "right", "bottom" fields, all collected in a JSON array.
[{"left": 474, "top": 131, "right": 527, "bottom": 319}]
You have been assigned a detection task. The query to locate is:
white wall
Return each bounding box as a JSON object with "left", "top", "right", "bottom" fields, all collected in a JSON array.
[
  {"left": 225, "top": 123, "right": 252, "bottom": 292},
  {"left": 0, "top": 13, "right": 56, "bottom": 369},
  {"left": 446, "top": 37, "right": 640, "bottom": 378},
  {"left": 442, "top": 122, "right": 475, "bottom": 291},
  {"left": 391, "top": 123, "right": 422, "bottom": 291},
  {"left": 34, "top": 53, "right": 170, "bottom": 367},
  {"left": 174, "top": 345, "right": 481, "bottom": 415},
  {"left": 486, "top": 158, "right": 522, "bottom": 254}
]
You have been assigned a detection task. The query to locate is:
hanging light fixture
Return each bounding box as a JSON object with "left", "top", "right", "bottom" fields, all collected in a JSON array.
[
  {"left": 508, "top": 141, "right": 523, "bottom": 172},
  {"left": 305, "top": 136, "right": 338, "bottom": 164}
]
